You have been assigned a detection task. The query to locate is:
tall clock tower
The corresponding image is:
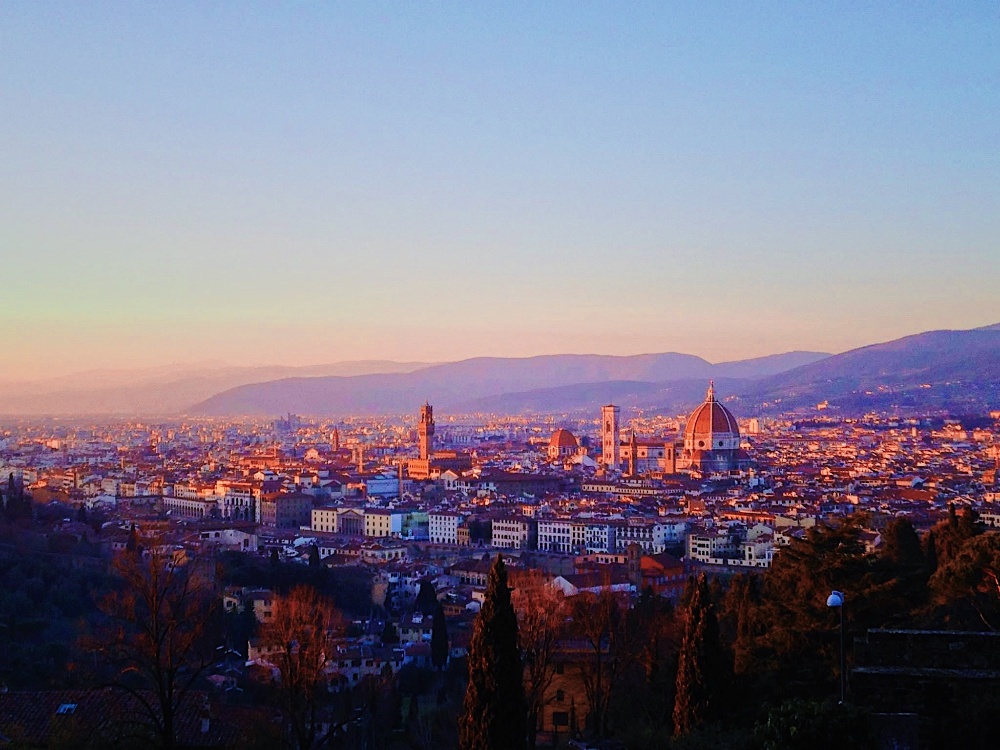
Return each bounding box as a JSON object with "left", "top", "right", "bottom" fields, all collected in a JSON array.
[{"left": 418, "top": 402, "right": 435, "bottom": 460}]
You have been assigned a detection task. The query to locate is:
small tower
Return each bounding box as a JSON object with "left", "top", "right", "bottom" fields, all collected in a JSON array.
[
  {"left": 628, "top": 431, "right": 639, "bottom": 477},
  {"left": 663, "top": 443, "right": 676, "bottom": 475},
  {"left": 601, "top": 404, "right": 620, "bottom": 471},
  {"left": 626, "top": 542, "right": 643, "bottom": 590},
  {"left": 418, "top": 402, "right": 435, "bottom": 461},
  {"left": 331, "top": 427, "right": 341, "bottom": 452}
]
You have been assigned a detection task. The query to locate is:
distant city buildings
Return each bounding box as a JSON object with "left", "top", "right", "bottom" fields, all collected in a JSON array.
[{"left": 1, "top": 386, "right": 997, "bottom": 586}]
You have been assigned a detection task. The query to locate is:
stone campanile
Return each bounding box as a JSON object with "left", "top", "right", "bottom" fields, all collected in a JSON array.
[
  {"left": 418, "top": 402, "right": 435, "bottom": 460},
  {"left": 601, "top": 404, "right": 620, "bottom": 471}
]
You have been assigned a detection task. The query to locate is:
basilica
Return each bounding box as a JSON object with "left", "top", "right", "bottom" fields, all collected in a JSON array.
[
  {"left": 596, "top": 381, "right": 749, "bottom": 476},
  {"left": 676, "top": 381, "right": 747, "bottom": 473}
]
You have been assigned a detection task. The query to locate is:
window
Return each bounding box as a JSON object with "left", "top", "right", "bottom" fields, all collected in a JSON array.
[
  {"left": 552, "top": 711, "right": 569, "bottom": 727},
  {"left": 556, "top": 689, "right": 565, "bottom": 703}
]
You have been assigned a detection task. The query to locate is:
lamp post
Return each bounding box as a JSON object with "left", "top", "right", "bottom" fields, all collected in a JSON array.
[{"left": 826, "top": 590, "right": 846, "bottom": 703}]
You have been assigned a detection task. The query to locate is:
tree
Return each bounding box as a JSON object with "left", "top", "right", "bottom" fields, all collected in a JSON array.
[
  {"left": 930, "top": 505, "right": 981, "bottom": 570},
  {"left": 753, "top": 698, "right": 876, "bottom": 750},
  {"left": 2, "top": 472, "right": 30, "bottom": 522},
  {"left": 747, "top": 518, "right": 895, "bottom": 701},
  {"left": 673, "top": 574, "right": 723, "bottom": 736},
  {"left": 511, "top": 570, "right": 566, "bottom": 750},
  {"left": 256, "top": 585, "right": 345, "bottom": 750},
  {"left": 924, "top": 529, "right": 938, "bottom": 575},
  {"left": 382, "top": 619, "right": 400, "bottom": 646},
  {"left": 416, "top": 579, "right": 438, "bottom": 616},
  {"left": 459, "top": 554, "right": 526, "bottom": 750},
  {"left": 307, "top": 544, "right": 320, "bottom": 568},
  {"left": 431, "top": 601, "right": 449, "bottom": 671},
  {"left": 608, "top": 583, "right": 680, "bottom": 749},
  {"left": 126, "top": 524, "right": 139, "bottom": 553},
  {"left": 93, "top": 545, "right": 219, "bottom": 749},
  {"left": 874, "top": 517, "right": 932, "bottom": 621},
  {"left": 879, "top": 518, "right": 923, "bottom": 567},
  {"left": 722, "top": 573, "right": 761, "bottom": 679},
  {"left": 567, "top": 587, "right": 630, "bottom": 739},
  {"left": 930, "top": 531, "right": 1000, "bottom": 629}
]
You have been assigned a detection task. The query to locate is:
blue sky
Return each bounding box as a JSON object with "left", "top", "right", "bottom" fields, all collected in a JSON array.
[{"left": 1, "top": 3, "right": 997, "bottom": 378}]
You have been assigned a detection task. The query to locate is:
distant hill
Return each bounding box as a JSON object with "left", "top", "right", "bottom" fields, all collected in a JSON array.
[
  {"left": 191, "top": 351, "right": 829, "bottom": 416},
  {"left": 454, "top": 377, "right": 751, "bottom": 416},
  {"left": 14, "top": 322, "right": 999, "bottom": 417},
  {"left": 730, "top": 326, "right": 1000, "bottom": 414},
  {"left": 0, "top": 361, "right": 433, "bottom": 415}
]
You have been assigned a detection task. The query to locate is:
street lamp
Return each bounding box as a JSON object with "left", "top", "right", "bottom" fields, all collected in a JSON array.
[{"left": 826, "top": 590, "right": 846, "bottom": 703}]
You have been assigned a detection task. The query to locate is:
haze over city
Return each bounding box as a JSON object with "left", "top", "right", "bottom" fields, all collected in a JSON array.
[
  {"left": 3, "top": 6, "right": 1000, "bottom": 749},
  {"left": 2, "top": 3, "right": 998, "bottom": 381}
]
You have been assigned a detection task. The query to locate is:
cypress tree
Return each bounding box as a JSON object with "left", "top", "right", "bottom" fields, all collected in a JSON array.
[
  {"left": 673, "top": 573, "right": 722, "bottom": 735},
  {"left": 431, "top": 601, "right": 449, "bottom": 671},
  {"left": 459, "top": 554, "right": 526, "bottom": 750},
  {"left": 924, "top": 530, "right": 938, "bottom": 575},
  {"left": 381, "top": 620, "right": 399, "bottom": 646},
  {"left": 416, "top": 579, "right": 438, "bottom": 615},
  {"left": 126, "top": 523, "right": 139, "bottom": 553},
  {"left": 732, "top": 575, "right": 760, "bottom": 677},
  {"left": 880, "top": 518, "right": 924, "bottom": 567}
]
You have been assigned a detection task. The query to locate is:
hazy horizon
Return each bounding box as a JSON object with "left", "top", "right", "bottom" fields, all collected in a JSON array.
[{"left": 3, "top": 4, "right": 998, "bottom": 381}]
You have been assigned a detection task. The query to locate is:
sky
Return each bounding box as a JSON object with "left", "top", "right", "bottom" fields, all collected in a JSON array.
[{"left": 1, "top": 2, "right": 998, "bottom": 380}]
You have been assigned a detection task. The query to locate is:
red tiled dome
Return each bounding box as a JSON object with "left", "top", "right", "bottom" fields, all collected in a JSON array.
[
  {"left": 549, "top": 429, "right": 578, "bottom": 449},
  {"left": 684, "top": 382, "right": 739, "bottom": 441}
]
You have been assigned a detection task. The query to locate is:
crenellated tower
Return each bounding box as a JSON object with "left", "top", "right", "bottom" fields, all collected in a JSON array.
[{"left": 418, "top": 402, "right": 435, "bottom": 460}]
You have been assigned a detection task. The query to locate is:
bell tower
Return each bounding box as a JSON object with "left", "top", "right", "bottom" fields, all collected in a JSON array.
[
  {"left": 418, "top": 402, "right": 435, "bottom": 460},
  {"left": 601, "top": 404, "right": 620, "bottom": 471}
]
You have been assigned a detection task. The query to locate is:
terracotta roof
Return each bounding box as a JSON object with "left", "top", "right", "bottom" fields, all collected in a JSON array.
[
  {"left": 685, "top": 382, "right": 740, "bottom": 439},
  {"left": 548, "top": 429, "right": 578, "bottom": 449}
]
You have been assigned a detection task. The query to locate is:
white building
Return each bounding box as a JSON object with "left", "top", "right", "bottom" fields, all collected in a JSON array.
[
  {"left": 537, "top": 519, "right": 574, "bottom": 553},
  {"left": 614, "top": 518, "right": 674, "bottom": 554},
  {"left": 491, "top": 516, "right": 536, "bottom": 550},
  {"left": 429, "top": 511, "right": 463, "bottom": 544}
]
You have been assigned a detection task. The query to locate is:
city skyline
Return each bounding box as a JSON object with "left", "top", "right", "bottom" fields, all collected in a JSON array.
[{"left": 2, "top": 3, "right": 998, "bottom": 380}]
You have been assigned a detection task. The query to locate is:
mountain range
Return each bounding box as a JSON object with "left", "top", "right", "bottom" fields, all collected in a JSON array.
[
  {"left": 191, "top": 323, "right": 1000, "bottom": 417},
  {"left": 4, "top": 323, "right": 998, "bottom": 417},
  {"left": 0, "top": 361, "right": 432, "bottom": 416},
  {"left": 728, "top": 323, "right": 1000, "bottom": 415},
  {"left": 189, "top": 351, "right": 827, "bottom": 416}
]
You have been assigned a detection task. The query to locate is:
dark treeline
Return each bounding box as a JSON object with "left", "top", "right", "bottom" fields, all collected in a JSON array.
[
  {"left": 453, "top": 510, "right": 1000, "bottom": 750},
  {"left": 3, "top": 490, "right": 1000, "bottom": 748}
]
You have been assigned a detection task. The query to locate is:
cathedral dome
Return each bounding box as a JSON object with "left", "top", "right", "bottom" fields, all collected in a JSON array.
[
  {"left": 684, "top": 382, "right": 740, "bottom": 451},
  {"left": 549, "top": 429, "right": 578, "bottom": 450}
]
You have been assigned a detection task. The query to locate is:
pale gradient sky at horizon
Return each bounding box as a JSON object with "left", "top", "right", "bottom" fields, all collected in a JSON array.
[{"left": 1, "top": 2, "right": 998, "bottom": 380}]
